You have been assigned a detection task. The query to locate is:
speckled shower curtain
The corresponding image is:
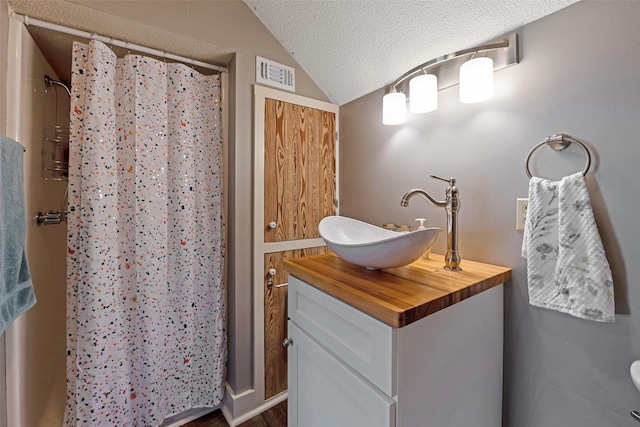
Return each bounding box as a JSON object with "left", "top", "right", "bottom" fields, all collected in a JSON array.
[{"left": 65, "top": 40, "right": 226, "bottom": 426}]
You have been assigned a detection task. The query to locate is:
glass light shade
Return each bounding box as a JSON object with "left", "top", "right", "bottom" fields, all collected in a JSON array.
[
  {"left": 459, "top": 57, "right": 494, "bottom": 104},
  {"left": 409, "top": 74, "right": 438, "bottom": 113},
  {"left": 382, "top": 90, "right": 406, "bottom": 125}
]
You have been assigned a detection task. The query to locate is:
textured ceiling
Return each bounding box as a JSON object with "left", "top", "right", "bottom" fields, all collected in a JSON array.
[{"left": 243, "top": 0, "right": 579, "bottom": 105}]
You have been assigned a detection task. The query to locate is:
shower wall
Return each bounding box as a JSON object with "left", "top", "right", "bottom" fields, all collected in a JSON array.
[
  {"left": 1, "top": 5, "right": 8, "bottom": 427},
  {"left": 1, "top": 0, "right": 7, "bottom": 135},
  {"left": 5, "top": 19, "right": 68, "bottom": 427}
]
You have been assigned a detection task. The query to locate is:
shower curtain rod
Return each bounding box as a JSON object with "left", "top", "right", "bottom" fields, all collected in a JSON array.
[{"left": 11, "top": 12, "right": 228, "bottom": 73}]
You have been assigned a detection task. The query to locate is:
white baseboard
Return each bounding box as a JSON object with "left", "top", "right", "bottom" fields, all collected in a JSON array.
[
  {"left": 221, "top": 382, "right": 255, "bottom": 421},
  {"left": 221, "top": 383, "right": 287, "bottom": 427}
]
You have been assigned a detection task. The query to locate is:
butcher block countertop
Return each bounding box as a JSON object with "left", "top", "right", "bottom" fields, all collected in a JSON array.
[{"left": 284, "top": 253, "right": 511, "bottom": 328}]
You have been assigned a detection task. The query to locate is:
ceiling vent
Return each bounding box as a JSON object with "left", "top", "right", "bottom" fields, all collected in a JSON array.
[{"left": 256, "top": 56, "right": 295, "bottom": 92}]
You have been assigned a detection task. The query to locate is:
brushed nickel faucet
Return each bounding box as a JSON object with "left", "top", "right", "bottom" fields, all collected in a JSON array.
[{"left": 400, "top": 175, "right": 461, "bottom": 271}]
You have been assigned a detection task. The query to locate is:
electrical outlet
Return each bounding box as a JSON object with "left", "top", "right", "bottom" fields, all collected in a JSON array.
[{"left": 516, "top": 198, "right": 528, "bottom": 231}]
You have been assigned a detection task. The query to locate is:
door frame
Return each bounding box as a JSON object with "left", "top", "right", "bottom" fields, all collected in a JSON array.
[{"left": 253, "top": 85, "right": 339, "bottom": 404}]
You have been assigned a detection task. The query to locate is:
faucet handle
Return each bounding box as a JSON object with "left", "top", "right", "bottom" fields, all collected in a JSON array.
[{"left": 430, "top": 175, "right": 456, "bottom": 187}]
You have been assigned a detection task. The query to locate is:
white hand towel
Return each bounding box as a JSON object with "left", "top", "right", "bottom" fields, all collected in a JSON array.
[{"left": 522, "top": 172, "right": 614, "bottom": 322}]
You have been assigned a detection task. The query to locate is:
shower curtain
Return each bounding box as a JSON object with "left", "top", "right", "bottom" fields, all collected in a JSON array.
[{"left": 65, "top": 40, "right": 226, "bottom": 426}]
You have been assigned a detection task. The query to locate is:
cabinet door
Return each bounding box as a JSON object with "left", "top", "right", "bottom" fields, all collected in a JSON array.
[
  {"left": 288, "top": 323, "right": 395, "bottom": 427},
  {"left": 264, "top": 246, "right": 329, "bottom": 399},
  {"left": 288, "top": 276, "right": 394, "bottom": 396}
]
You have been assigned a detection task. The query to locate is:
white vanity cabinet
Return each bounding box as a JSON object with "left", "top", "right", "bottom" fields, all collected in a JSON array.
[{"left": 284, "top": 254, "right": 510, "bottom": 427}]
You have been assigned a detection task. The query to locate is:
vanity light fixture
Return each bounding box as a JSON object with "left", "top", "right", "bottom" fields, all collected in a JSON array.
[
  {"left": 409, "top": 73, "right": 438, "bottom": 114},
  {"left": 382, "top": 32, "right": 519, "bottom": 125},
  {"left": 459, "top": 56, "right": 494, "bottom": 103},
  {"left": 382, "top": 88, "right": 407, "bottom": 125}
]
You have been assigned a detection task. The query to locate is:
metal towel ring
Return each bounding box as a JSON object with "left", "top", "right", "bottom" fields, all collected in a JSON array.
[{"left": 525, "top": 133, "right": 591, "bottom": 179}]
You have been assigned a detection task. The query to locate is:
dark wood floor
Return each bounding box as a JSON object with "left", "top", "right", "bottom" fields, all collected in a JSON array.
[{"left": 184, "top": 401, "right": 287, "bottom": 427}]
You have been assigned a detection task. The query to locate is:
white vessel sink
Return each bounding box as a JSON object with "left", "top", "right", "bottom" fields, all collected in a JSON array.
[
  {"left": 319, "top": 216, "right": 440, "bottom": 270},
  {"left": 631, "top": 360, "right": 640, "bottom": 393}
]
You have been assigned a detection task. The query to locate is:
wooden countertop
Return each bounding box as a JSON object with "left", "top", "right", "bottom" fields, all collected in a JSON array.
[{"left": 284, "top": 253, "right": 511, "bottom": 328}]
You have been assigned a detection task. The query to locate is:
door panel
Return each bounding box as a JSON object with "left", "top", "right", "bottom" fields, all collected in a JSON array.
[
  {"left": 264, "top": 246, "right": 329, "bottom": 399},
  {"left": 319, "top": 111, "right": 337, "bottom": 223},
  {"left": 264, "top": 99, "right": 336, "bottom": 243}
]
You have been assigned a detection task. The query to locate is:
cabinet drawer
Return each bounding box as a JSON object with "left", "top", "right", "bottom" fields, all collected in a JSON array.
[{"left": 288, "top": 276, "right": 394, "bottom": 395}]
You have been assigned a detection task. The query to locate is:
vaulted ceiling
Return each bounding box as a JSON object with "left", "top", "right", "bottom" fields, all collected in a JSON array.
[{"left": 243, "top": 0, "right": 579, "bottom": 105}]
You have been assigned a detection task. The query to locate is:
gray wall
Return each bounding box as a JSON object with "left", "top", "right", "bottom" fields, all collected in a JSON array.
[{"left": 339, "top": 2, "right": 640, "bottom": 426}]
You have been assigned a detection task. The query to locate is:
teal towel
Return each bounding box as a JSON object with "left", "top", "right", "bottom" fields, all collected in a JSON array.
[{"left": 1, "top": 135, "right": 36, "bottom": 335}]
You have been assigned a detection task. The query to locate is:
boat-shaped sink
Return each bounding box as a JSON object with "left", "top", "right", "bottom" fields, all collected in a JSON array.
[
  {"left": 631, "top": 360, "right": 640, "bottom": 393},
  {"left": 319, "top": 216, "right": 440, "bottom": 270}
]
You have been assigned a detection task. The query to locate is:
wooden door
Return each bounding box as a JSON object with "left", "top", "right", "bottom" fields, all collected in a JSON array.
[
  {"left": 264, "top": 98, "right": 336, "bottom": 242},
  {"left": 264, "top": 246, "right": 329, "bottom": 398},
  {"left": 262, "top": 97, "right": 335, "bottom": 399},
  {"left": 254, "top": 86, "right": 338, "bottom": 403}
]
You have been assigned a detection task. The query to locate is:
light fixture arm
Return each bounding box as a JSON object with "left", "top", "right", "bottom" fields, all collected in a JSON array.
[{"left": 387, "top": 34, "right": 516, "bottom": 92}]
